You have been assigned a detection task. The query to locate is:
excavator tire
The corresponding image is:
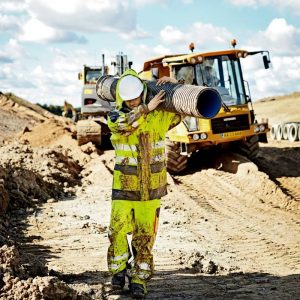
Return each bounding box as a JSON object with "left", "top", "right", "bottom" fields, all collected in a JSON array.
[
  {"left": 237, "top": 135, "right": 259, "bottom": 160},
  {"left": 165, "top": 138, "right": 188, "bottom": 174}
]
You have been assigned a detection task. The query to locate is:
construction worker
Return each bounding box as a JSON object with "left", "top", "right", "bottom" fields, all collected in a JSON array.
[
  {"left": 107, "top": 69, "right": 181, "bottom": 298},
  {"left": 203, "top": 60, "right": 220, "bottom": 87}
]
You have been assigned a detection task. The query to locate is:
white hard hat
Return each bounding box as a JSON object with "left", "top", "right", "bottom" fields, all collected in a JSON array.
[{"left": 118, "top": 75, "right": 144, "bottom": 101}]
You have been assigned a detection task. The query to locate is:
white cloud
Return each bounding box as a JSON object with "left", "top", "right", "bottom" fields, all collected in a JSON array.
[
  {"left": 241, "top": 18, "right": 300, "bottom": 99},
  {"left": 26, "top": 0, "right": 136, "bottom": 34},
  {"left": 0, "top": 1, "right": 27, "bottom": 12},
  {"left": 229, "top": 0, "right": 262, "bottom": 5},
  {"left": 160, "top": 23, "right": 232, "bottom": 50},
  {"left": 0, "top": 47, "right": 90, "bottom": 106},
  {"left": 228, "top": 0, "right": 300, "bottom": 13},
  {"left": 160, "top": 26, "right": 185, "bottom": 44},
  {"left": 242, "top": 55, "right": 300, "bottom": 99},
  {"left": 246, "top": 18, "right": 300, "bottom": 56},
  {"left": 29, "top": 49, "right": 88, "bottom": 106},
  {"left": 125, "top": 43, "right": 171, "bottom": 72},
  {"left": 133, "top": 0, "right": 168, "bottom": 6},
  {"left": 12, "top": 0, "right": 146, "bottom": 44},
  {"left": 0, "top": 14, "right": 22, "bottom": 31},
  {"left": 18, "top": 18, "right": 87, "bottom": 43},
  {"left": 0, "top": 39, "right": 25, "bottom": 63},
  {"left": 153, "top": 44, "right": 171, "bottom": 55},
  {"left": 119, "top": 26, "right": 152, "bottom": 40}
]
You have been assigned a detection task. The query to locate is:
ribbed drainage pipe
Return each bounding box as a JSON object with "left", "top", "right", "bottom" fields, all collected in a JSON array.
[
  {"left": 288, "top": 123, "right": 299, "bottom": 142},
  {"left": 270, "top": 124, "right": 278, "bottom": 140},
  {"left": 276, "top": 123, "right": 284, "bottom": 140},
  {"left": 283, "top": 123, "right": 291, "bottom": 140},
  {"left": 96, "top": 75, "right": 117, "bottom": 102},
  {"left": 96, "top": 75, "right": 222, "bottom": 119}
]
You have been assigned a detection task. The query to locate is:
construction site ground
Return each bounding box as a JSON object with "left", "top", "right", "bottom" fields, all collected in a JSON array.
[{"left": 0, "top": 92, "right": 299, "bottom": 299}]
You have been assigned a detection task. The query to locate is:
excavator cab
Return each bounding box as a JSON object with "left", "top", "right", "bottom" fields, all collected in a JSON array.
[{"left": 85, "top": 68, "right": 102, "bottom": 84}]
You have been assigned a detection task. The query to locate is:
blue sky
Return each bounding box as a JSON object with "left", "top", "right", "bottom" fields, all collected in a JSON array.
[{"left": 1, "top": 0, "right": 300, "bottom": 107}]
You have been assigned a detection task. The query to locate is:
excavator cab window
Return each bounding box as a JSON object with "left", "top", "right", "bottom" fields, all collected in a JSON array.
[
  {"left": 174, "top": 66, "right": 195, "bottom": 85},
  {"left": 85, "top": 69, "right": 102, "bottom": 84},
  {"left": 196, "top": 58, "right": 221, "bottom": 87},
  {"left": 173, "top": 55, "right": 247, "bottom": 106},
  {"left": 196, "top": 56, "right": 246, "bottom": 106},
  {"left": 220, "top": 56, "right": 247, "bottom": 105}
]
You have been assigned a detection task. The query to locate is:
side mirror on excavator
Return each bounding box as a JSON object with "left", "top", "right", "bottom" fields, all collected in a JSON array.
[
  {"left": 247, "top": 50, "right": 271, "bottom": 69},
  {"left": 263, "top": 55, "right": 270, "bottom": 69}
]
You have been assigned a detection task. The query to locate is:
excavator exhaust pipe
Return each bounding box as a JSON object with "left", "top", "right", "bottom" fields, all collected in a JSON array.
[{"left": 96, "top": 75, "right": 221, "bottom": 119}]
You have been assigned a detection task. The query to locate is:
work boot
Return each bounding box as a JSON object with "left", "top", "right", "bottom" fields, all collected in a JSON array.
[
  {"left": 130, "top": 283, "right": 146, "bottom": 299},
  {"left": 111, "top": 269, "right": 126, "bottom": 289}
]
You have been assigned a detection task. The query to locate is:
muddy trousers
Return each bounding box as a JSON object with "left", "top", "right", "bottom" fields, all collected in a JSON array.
[{"left": 107, "top": 199, "right": 160, "bottom": 290}]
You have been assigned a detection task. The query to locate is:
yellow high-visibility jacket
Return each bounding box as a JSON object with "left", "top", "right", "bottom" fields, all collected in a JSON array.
[{"left": 107, "top": 69, "right": 181, "bottom": 201}]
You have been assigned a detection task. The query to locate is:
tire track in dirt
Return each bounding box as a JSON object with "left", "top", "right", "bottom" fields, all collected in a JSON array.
[
  {"left": 276, "top": 177, "right": 300, "bottom": 201},
  {"left": 255, "top": 160, "right": 300, "bottom": 202},
  {"left": 103, "top": 160, "right": 300, "bottom": 299},
  {"left": 172, "top": 166, "right": 300, "bottom": 276},
  {"left": 255, "top": 141, "right": 300, "bottom": 203}
]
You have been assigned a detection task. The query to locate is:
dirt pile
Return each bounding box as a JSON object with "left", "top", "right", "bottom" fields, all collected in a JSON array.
[
  {"left": 0, "top": 92, "right": 52, "bottom": 122},
  {"left": 18, "top": 116, "right": 97, "bottom": 169},
  {"left": 0, "top": 140, "right": 88, "bottom": 298},
  {"left": 253, "top": 92, "right": 300, "bottom": 126},
  {"left": 0, "top": 245, "right": 89, "bottom": 300},
  {"left": 20, "top": 118, "right": 77, "bottom": 148},
  {"left": 0, "top": 142, "right": 82, "bottom": 214},
  {"left": 0, "top": 92, "right": 97, "bottom": 299},
  {"left": 0, "top": 92, "right": 55, "bottom": 146}
]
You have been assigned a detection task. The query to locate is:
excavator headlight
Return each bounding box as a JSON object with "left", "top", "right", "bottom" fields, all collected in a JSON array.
[
  {"left": 200, "top": 133, "right": 208, "bottom": 140},
  {"left": 243, "top": 51, "right": 248, "bottom": 58},
  {"left": 192, "top": 134, "right": 200, "bottom": 141},
  {"left": 254, "top": 126, "right": 260, "bottom": 133},
  {"left": 190, "top": 58, "right": 197, "bottom": 64},
  {"left": 197, "top": 56, "right": 203, "bottom": 62},
  {"left": 237, "top": 52, "right": 243, "bottom": 58},
  {"left": 259, "top": 124, "right": 265, "bottom": 132}
]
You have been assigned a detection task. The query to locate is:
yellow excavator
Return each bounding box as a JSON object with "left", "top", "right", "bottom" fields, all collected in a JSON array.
[
  {"left": 76, "top": 53, "right": 132, "bottom": 146},
  {"left": 139, "top": 40, "right": 271, "bottom": 173},
  {"left": 62, "top": 100, "right": 78, "bottom": 121}
]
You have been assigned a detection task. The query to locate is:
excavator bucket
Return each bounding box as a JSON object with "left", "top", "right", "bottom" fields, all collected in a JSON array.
[{"left": 76, "top": 119, "right": 101, "bottom": 146}]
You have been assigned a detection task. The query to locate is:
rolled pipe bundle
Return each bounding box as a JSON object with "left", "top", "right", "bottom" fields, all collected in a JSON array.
[{"left": 96, "top": 75, "right": 222, "bottom": 119}]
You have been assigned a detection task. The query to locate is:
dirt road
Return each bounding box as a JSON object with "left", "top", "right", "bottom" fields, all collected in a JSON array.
[
  {"left": 16, "top": 139, "right": 300, "bottom": 299},
  {"left": 1, "top": 92, "right": 300, "bottom": 299}
]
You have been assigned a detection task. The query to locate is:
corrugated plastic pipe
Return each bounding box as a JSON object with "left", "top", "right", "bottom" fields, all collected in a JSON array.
[{"left": 96, "top": 75, "right": 221, "bottom": 119}]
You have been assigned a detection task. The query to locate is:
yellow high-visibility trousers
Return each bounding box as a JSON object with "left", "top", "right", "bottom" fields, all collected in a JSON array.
[{"left": 107, "top": 199, "right": 160, "bottom": 289}]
